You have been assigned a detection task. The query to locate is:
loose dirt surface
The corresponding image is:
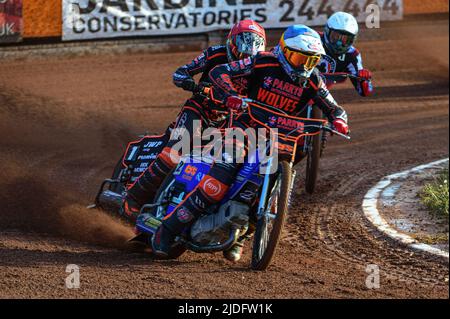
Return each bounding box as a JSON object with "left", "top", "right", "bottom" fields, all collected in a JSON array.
[{"left": 0, "top": 17, "right": 448, "bottom": 299}]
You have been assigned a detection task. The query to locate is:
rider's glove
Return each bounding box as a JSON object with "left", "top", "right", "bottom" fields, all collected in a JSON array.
[
  {"left": 358, "top": 69, "right": 373, "bottom": 97},
  {"left": 333, "top": 119, "right": 349, "bottom": 135},
  {"left": 181, "top": 79, "right": 197, "bottom": 92},
  {"left": 358, "top": 69, "right": 372, "bottom": 80},
  {"left": 225, "top": 96, "right": 244, "bottom": 111}
]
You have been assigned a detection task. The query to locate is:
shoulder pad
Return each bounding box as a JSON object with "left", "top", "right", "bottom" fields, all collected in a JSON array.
[
  {"left": 348, "top": 46, "right": 360, "bottom": 57},
  {"left": 206, "top": 45, "right": 227, "bottom": 55},
  {"left": 254, "top": 51, "right": 279, "bottom": 64}
]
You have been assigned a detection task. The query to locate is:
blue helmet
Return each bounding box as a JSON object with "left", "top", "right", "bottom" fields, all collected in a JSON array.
[{"left": 279, "top": 25, "right": 326, "bottom": 80}]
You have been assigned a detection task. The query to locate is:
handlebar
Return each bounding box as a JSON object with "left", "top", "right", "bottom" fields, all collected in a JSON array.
[
  {"left": 242, "top": 97, "right": 350, "bottom": 140},
  {"left": 285, "top": 124, "right": 351, "bottom": 140},
  {"left": 319, "top": 125, "right": 351, "bottom": 140},
  {"left": 187, "top": 86, "right": 350, "bottom": 140},
  {"left": 191, "top": 82, "right": 212, "bottom": 96},
  {"left": 322, "top": 72, "right": 366, "bottom": 84}
]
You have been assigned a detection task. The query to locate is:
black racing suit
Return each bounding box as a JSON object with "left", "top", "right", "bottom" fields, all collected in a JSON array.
[
  {"left": 127, "top": 45, "right": 235, "bottom": 209},
  {"left": 161, "top": 52, "right": 348, "bottom": 234}
]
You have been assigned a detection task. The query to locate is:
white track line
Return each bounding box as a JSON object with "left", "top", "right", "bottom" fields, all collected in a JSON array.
[{"left": 362, "top": 158, "right": 449, "bottom": 260}]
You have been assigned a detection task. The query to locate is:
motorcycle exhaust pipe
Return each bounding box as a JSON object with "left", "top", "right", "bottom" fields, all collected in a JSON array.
[
  {"left": 97, "top": 190, "right": 123, "bottom": 211},
  {"left": 179, "top": 227, "right": 240, "bottom": 253}
]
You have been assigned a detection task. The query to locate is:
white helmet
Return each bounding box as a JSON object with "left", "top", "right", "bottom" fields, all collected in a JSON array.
[{"left": 324, "top": 12, "right": 359, "bottom": 56}]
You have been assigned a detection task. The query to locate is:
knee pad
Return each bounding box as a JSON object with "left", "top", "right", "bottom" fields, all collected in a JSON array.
[{"left": 208, "top": 162, "right": 239, "bottom": 186}]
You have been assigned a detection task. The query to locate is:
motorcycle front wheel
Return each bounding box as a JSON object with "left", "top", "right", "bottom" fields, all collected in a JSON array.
[
  {"left": 305, "top": 106, "right": 323, "bottom": 194},
  {"left": 251, "top": 161, "right": 292, "bottom": 270}
]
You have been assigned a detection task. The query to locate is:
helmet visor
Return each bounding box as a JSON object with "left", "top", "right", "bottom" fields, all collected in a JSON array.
[
  {"left": 234, "top": 32, "right": 266, "bottom": 59},
  {"left": 328, "top": 29, "right": 355, "bottom": 50},
  {"left": 283, "top": 47, "right": 321, "bottom": 71}
]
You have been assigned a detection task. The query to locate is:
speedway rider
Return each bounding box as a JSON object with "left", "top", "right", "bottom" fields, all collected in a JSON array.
[
  {"left": 122, "top": 20, "right": 266, "bottom": 259},
  {"left": 149, "top": 25, "right": 349, "bottom": 260},
  {"left": 318, "top": 11, "right": 373, "bottom": 96}
]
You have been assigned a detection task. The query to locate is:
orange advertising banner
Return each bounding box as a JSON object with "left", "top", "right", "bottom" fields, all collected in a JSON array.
[{"left": 0, "top": 0, "right": 22, "bottom": 43}]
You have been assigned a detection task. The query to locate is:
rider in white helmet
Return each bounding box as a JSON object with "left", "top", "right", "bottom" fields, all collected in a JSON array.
[{"left": 319, "top": 12, "right": 373, "bottom": 97}]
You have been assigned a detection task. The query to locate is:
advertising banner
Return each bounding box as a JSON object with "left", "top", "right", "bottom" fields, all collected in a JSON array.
[
  {"left": 62, "top": 0, "right": 403, "bottom": 41},
  {"left": 0, "top": 0, "right": 22, "bottom": 43}
]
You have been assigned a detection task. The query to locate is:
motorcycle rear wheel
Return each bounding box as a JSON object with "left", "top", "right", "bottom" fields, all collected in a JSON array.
[{"left": 251, "top": 161, "right": 292, "bottom": 270}]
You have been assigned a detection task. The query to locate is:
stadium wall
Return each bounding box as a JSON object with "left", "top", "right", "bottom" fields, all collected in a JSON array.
[{"left": 14, "top": 0, "right": 450, "bottom": 39}]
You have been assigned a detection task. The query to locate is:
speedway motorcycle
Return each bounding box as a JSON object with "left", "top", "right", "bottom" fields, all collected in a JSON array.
[
  {"left": 303, "top": 72, "right": 366, "bottom": 194},
  {"left": 91, "top": 89, "right": 350, "bottom": 270}
]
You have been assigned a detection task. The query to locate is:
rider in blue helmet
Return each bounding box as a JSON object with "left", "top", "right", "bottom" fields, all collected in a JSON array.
[{"left": 148, "top": 25, "right": 349, "bottom": 261}]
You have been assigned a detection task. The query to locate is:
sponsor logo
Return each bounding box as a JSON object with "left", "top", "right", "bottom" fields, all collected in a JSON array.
[
  {"left": 268, "top": 116, "right": 277, "bottom": 127},
  {"left": 143, "top": 141, "right": 163, "bottom": 148},
  {"left": 229, "top": 61, "right": 241, "bottom": 72},
  {"left": 307, "top": 42, "right": 322, "bottom": 51},
  {"left": 275, "top": 116, "right": 305, "bottom": 132},
  {"left": 233, "top": 77, "right": 248, "bottom": 96},
  {"left": 202, "top": 178, "right": 223, "bottom": 198},
  {"left": 272, "top": 78, "right": 304, "bottom": 97},
  {"left": 193, "top": 195, "right": 206, "bottom": 209},
  {"left": 243, "top": 57, "right": 253, "bottom": 65},
  {"left": 177, "top": 207, "right": 193, "bottom": 223},
  {"left": 144, "top": 216, "right": 162, "bottom": 229},
  {"left": 318, "top": 55, "right": 336, "bottom": 74},
  {"left": 256, "top": 88, "right": 298, "bottom": 112},
  {"left": 239, "top": 189, "right": 257, "bottom": 201},
  {"left": 263, "top": 76, "right": 273, "bottom": 89},
  {"left": 184, "top": 165, "right": 198, "bottom": 176},
  {"left": 138, "top": 153, "right": 158, "bottom": 160},
  {"left": 195, "top": 172, "right": 204, "bottom": 182},
  {"left": 176, "top": 112, "right": 188, "bottom": 129}
]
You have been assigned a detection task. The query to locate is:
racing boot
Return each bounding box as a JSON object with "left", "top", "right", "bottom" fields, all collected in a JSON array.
[
  {"left": 152, "top": 169, "right": 233, "bottom": 258},
  {"left": 151, "top": 206, "right": 195, "bottom": 259},
  {"left": 223, "top": 240, "right": 245, "bottom": 262},
  {"left": 120, "top": 195, "right": 141, "bottom": 222},
  {"left": 121, "top": 147, "right": 179, "bottom": 219}
]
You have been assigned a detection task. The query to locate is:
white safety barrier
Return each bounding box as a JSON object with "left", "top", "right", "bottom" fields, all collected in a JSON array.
[{"left": 362, "top": 158, "right": 449, "bottom": 260}]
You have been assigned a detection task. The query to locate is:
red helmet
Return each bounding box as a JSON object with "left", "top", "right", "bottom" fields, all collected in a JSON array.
[{"left": 226, "top": 20, "right": 266, "bottom": 61}]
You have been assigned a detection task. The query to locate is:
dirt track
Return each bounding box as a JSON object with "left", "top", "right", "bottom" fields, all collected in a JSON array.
[{"left": 0, "top": 17, "right": 448, "bottom": 299}]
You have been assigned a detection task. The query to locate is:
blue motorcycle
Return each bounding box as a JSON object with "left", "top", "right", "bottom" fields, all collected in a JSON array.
[{"left": 93, "top": 97, "right": 349, "bottom": 270}]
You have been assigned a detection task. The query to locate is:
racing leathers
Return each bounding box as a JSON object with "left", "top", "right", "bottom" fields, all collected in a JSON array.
[
  {"left": 318, "top": 32, "right": 373, "bottom": 97},
  {"left": 151, "top": 51, "right": 348, "bottom": 257},
  {"left": 124, "top": 45, "right": 242, "bottom": 221}
]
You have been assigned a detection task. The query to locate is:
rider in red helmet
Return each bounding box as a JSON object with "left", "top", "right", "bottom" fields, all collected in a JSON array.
[
  {"left": 121, "top": 21, "right": 267, "bottom": 256},
  {"left": 225, "top": 20, "right": 266, "bottom": 62}
]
